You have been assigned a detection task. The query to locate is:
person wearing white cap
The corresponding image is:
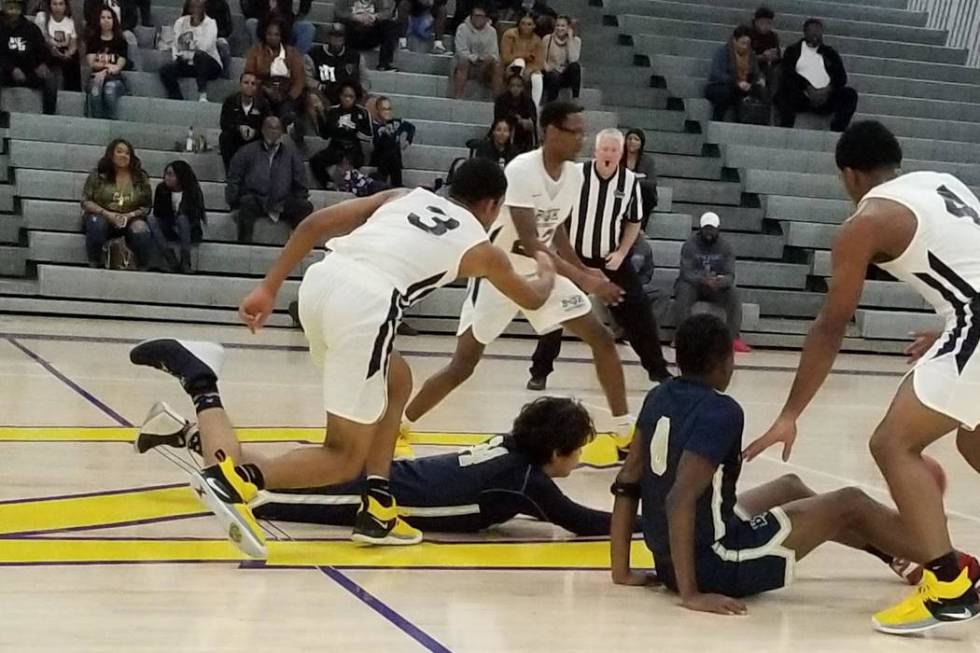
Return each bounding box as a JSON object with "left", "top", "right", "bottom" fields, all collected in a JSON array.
[{"left": 674, "top": 211, "right": 752, "bottom": 353}]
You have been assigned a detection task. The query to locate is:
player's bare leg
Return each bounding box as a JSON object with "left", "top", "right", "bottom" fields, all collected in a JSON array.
[
  {"left": 561, "top": 312, "right": 629, "bottom": 427},
  {"left": 956, "top": 427, "right": 980, "bottom": 474},
  {"left": 405, "top": 328, "right": 485, "bottom": 422}
]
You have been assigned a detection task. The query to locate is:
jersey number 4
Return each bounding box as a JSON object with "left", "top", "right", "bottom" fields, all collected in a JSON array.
[
  {"left": 408, "top": 205, "right": 460, "bottom": 236},
  {"left": 938, "top": 185, "right": 980, "bottom": 225}
]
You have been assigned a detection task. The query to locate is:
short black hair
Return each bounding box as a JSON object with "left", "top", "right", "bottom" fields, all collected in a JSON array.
[
  {"left": 449, "top": 157, "right": 507, "bottom": 204},
  {"left": 733, "top": 24, "right": 753, "bottom": 40},
  {"left": 675, "top": 314, "right": 733, "bottom": 377},
  {"left": 539, "top": 100, "right": 583, "bottom": 131},
  {"left": 754, "top": 6, "right": 774, "bottom": 20},
  {"left": 511, "top": 397, "right": 596, "bottom": 466},
  {"left": 803, "top": 17, "right": 823, "bottom": 31},
  {"left": 470, "top": 1, "right": 487, "bottom": 14},
  {"left": 835, "top": 120, "right": 902, "bottom": 172}
]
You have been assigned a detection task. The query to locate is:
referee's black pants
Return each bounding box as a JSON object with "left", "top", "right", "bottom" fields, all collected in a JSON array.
[{"left": 529, "top": 257, "right": 670, "bottom": 381}]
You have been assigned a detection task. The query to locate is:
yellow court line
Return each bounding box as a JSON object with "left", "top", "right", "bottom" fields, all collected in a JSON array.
[
  {"left": 0, "top": 538, "right": 654, "bottom": 569},
  {"left": 0, "top": 427, "right": 491, "bottom": 447},
  {"left": 0, "top": 487, "right": 203, "bottom": 536}
]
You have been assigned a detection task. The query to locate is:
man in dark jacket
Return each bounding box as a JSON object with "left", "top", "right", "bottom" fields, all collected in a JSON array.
[
  {"left": 704, "top": 24, "right": 763, "bottom": 123},
  {"left": 674, "top": 212, "right": 751, "bottom": 353},
  {"left": 0, "top": 0, "right": 57, "bottom": 115},
  {"left": 219, "top": 72, "right": 271, "bottom": 170},
  {"left": 750, "top": 6, "right": 780, "bottom": 75},
  {"left": 775, "top": 18, "right": 858, "bottom": 132},
  {"left": 226, "top": 115, "right": 313, "bottom": 243},
  {"left": 304, "top": 23, "right": 369, "bottom": 104}
]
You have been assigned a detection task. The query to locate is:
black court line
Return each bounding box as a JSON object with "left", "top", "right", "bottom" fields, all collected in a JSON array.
[{"left": 1, "top": 331, "right": 908, "bottom": 379}]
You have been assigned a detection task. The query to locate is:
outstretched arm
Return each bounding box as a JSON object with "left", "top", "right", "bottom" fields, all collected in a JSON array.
[
  {"left": 610, "top": 435, "right": 654, "bottom": 586},
  {"left": 744, "top": 205, "right": 899, "bottom": 461},
  {"left": 458, "top": 243, "right": 555, "bottom": 310},
  {"left": 239, "top": 189, "right": 407, "bottom": 331}
]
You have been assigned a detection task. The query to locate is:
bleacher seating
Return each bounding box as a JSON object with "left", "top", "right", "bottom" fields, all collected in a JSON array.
[{"left": 0, "top": 0, "right": 965, "bottom": 352}]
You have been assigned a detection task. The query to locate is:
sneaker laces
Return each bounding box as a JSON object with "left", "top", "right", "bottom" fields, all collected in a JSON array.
[{"left": 916, "top": 579, "right": 944, "bottom": 605}]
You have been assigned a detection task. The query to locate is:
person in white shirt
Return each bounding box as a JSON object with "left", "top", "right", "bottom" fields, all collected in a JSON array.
[
  {"left": 775, "top": 18, "right": 858, "bottom": 132},
  {"left": 158, "top": 0, "right": 223, "bottom": 101},
  {"left": 34, "top": 0, "right": 80, "bottom": 90}
]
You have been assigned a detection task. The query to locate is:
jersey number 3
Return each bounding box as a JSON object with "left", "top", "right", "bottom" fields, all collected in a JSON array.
[
  {"left": 938, "top": 185, "right": 980, "bottom": 225},
  {"left": 408, "top": 205, "right": 461, "bottom": 236}
]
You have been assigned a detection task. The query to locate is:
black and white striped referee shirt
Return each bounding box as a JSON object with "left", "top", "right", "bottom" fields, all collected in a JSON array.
[{"left": 568, "top": 160, "right": 644, "bottom": 260}]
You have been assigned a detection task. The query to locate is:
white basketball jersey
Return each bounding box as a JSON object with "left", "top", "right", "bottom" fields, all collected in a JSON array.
[
  {"left": 490, "top": 148, "right": 585, "bottom": 273},
  {"left": 327, "top": 188, "right": 489, "bottom": 302},
  {"left": 862, "top": 171, "right": 980, "bottom": 329}
]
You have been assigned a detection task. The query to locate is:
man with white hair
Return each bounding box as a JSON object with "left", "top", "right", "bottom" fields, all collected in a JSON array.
[
  {"left": 674, "top": 211, "right": 751, "bottom": 352},
  {"left": 528, "top": 127, "right": 672, "bottom": 391}
]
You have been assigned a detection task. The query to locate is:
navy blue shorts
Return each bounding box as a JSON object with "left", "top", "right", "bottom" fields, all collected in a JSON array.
[{"left": 660, "top": 508, "right": 796, "bottom": 598}]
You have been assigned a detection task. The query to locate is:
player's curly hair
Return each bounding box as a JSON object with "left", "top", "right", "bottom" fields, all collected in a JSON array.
[
  {"left": 675, "top": 314, "right": 733, "bottom": 377},
  {"left": 511, "top": 397, "right": 595, "bottom": 466},
  {"left": 835, "top": 120, "right": 903, "bottom": 172}
]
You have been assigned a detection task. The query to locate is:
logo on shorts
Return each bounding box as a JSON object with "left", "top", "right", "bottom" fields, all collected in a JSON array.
[
  {"left": 561, "top": 295, "right": 586, "bottom": 311},
  {"left": 749, "top": 514, "right": 769, "bottom": 530}
]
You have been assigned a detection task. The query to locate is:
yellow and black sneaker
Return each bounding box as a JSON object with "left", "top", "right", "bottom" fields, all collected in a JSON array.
[
  {"left": 394, "top": 424, "right": 416, "bottom": 460},
  {"left": 189, "top": 453, "right": 267, "bottom": 559},
  {"left": 351, "top": 496, "right": 422, "bottom": 546},
  {"left": 873, "top": 567, "right": 980, "bottom": 635}
]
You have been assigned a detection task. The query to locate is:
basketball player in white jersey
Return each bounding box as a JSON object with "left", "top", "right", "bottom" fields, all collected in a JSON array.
[
  {"left": 404, "top": 102, "right": 636, "bottom": 436},
  {"left": 129, "top": 158, "right": 556, "bottom": 557},
  {"left": 744, "top": 121, "right": 980, "bottom": 634}
]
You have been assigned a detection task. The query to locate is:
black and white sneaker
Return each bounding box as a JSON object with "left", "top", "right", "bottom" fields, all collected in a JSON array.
[
  {"left": 130, "top": 339, "right": 225, "bottom": 393},
  {"left": 135, "top": 401, "right": 195, "bottom": 454}
]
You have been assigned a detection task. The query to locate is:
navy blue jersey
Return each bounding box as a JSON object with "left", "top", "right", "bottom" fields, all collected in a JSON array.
[
  {"left": 637, "top": 378, "right": 744, "bottom": 562},
  {"left": 253, "top": 436, "right": 613, "bottom": 535}
]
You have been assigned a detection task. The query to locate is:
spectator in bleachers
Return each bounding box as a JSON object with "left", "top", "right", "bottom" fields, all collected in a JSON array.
[
  {"left": 674, "top": 212, "right": 751, "bottom": 353},
  {"left": 370, "top": 95, "right": 415, "bottom": 187},
  {"left": 219, "top": 71, "right": 270, "bottom": 170},
  {"left": 750, "top": 6, "right": 780, "bottom": 77},
  {"left": 159, "top": 0, "right": 222, "bottom": 102},
  {"left": 1, "top": 0, "right": 58, "bottom": 114},
  {"left": 242, "top": 0, "right": 315, "bottom": 55},
  {"left": 473, "top": 117, "right": 517, "bottom": 167},
  {"left": 81, "top": 138, "right": 153, "bottom": 268},
  {"left": 494, "top": 73, "right": 536, "bottom": 152},
  {"left": 452, "top": 3, "right": 501, "bottom": 99},
  {"left": 334, "top": 0, "right": 398, "bottom": 71},
  {"left": 541, "top": 14, "right": 579, "bottom": 103},
  {"left": 204, "top": 0, "right": 232, "bottom": 74},
  {"left": 397, "top": 0, "right": 447, "bottom": 54},
  {"left": 149, "top": 160, "right": 205, "bottom": 274},
  {"left": 704, "top": 24, "right": 764, "bottom": 123},
  {"left": 34, "top": 0, "right": 81, "bottom": 91},
  {"left": 82, "top": 0, "right": 140, "bottom": 70},
  {"left": 621, "top": 128, "right": 656, "bottom": 230},
  {"left": 84, "top": 7, "right": 127, "bottom": 119},
  {"left": 226, "top": 115, "right": 313, "bottom": 243},
  {"left": 776, "top": 18, "right": 858, "bottom": 132},
  {"left": 305, "top": 23, "right": 370, "bottom": 104},
  {"left": 308, "top": 80, "right": 372, "bottom": 188},
  {"left": 500, "top": 12, "right": 543, "bottom": 107},
  {"left": 244, "top": 17, "right": 305, "bottom": 125}
]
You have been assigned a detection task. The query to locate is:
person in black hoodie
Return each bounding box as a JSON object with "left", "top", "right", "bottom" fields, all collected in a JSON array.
[
  {"left": 493, "top": 73, "right": 537, "bottom": 153},
  {"left": 306, "top": 80, "right": 372, "bottom": 189},
  {"left": 149, "top": 160, "right": 206, "bottom": 274},
  {"left": 304, "top": 23, "right": 369, "bottom": 104},
  {"left": 776, "top": 18, "right": 858, "bottom": 132},
  {"left": 472, "top": 117, "right": 518, "bottom": 168},
  {"left": 205, "top": 0, "right": 232, "bottom": 74},
  {"left": 370, "top": 95, "right": 414, "bottom": 187},
  {"left": 1, "top": 0, "right": 58, "bottom": 114},
  {"left": 219, "top": 71, "right": 271, "bottom": 170}
]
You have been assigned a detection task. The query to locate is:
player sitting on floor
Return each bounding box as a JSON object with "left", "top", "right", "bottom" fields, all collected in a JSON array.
[
  {"left": 137, "top": 396, "right": 631, "bottom": 535},
  {"left": 609, "top": 314, "right": 980, "bottom": 615}
]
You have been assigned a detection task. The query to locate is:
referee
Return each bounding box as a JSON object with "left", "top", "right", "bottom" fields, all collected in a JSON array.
[{"left": 527, "top": 128, "right": 671, "bottom": 390}]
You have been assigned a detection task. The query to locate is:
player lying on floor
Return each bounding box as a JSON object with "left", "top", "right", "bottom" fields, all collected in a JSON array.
[
  {"left": 609, "top": 314, "right": 979, "bottom": 615},
  {"left": 137, "top": 396, "right": 634, "bottom": 536}
]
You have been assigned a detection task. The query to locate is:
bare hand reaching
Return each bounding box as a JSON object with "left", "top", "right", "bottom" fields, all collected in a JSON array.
[
  {"left": 239, "top": 284, "right": 277, "bottom": 334},
  {"left": 743, "top": 414, "right": 797, "bottom": 462},
  {"left": 904, "top": 330, "right": 941, "bottom": 364}
]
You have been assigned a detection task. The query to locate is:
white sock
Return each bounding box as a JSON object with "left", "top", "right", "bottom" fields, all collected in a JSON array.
[{"left": 611, "top": 414, "right": 634, "bottom": 439}]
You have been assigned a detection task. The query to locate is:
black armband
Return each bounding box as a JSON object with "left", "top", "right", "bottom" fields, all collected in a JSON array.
[{"left": 610, "top": 480, "right": 641, "bottom": 499}]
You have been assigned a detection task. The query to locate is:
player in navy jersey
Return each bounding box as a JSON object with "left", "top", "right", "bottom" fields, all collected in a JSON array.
[
  {"left": 136, "top": 397, "right": 629, "bottom": 535},
  {"left": 609, "top": 314, "right": 979, "bottom": 616}
]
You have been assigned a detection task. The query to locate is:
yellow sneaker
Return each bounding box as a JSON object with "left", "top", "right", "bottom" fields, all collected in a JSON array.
[
  {"left": 351, "top": 495, "right": 423, "bottom": 545},
  {"left": 189, "top": 453, "right": 267, "bottom": 559},
  {"left": 579, "top": 434, "right": 621, "bottom": 467},
  {"left": 873, "top": 568, "right": 980, "bottom": 635},
  {"left": 394, "top": 424, "right": 415, "bottom": 460}
]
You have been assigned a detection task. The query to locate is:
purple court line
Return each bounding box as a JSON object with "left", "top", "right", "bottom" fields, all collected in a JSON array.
[
  {"left": 7, "top": 336, "right": 133, "bottom": 427},
  {"left": 0, "top": 330, "right": 906, "bottom": 379},
  {"left": 2, "top": 512, "right": 211, "bottom": 538},
  {"left": 317, "top": 565, "right": 454, "bottom": 653},
  {"left": 0, "top": 481, "right": 186, "bottom": 506}
]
